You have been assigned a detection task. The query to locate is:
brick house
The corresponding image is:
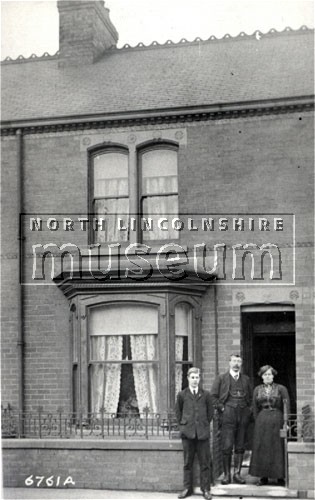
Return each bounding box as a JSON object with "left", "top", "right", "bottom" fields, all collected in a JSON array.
[{"left": 1, "top": 0, "right": 314, "bottom": 495}]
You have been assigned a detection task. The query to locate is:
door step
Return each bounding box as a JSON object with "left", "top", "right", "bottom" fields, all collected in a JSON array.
[{"left": 211, "top": 484, "right": 297, "bottom": 498}]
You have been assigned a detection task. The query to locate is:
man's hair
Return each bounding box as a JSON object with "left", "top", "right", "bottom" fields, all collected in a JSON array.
[
  {"left": 229, "top": 353, "right": 242, "bottom": 360},
  {"left": 187, "top": 367, "right": 200, "bottom": 376}
]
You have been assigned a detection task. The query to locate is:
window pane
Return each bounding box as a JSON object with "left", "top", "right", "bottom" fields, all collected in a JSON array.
[
  {"left": 90, "top": 362, "right": 122, "bottom": 414},
  {"left": 142, "top": 195, "right": 179, "bottom": 240},
  {"left": 141, "top": 148, "right": 178, "bottom": 241},
  {"left": 89, "top": 304, "right": 158, "bottom": 336},
  {"left": 90, "top": 335, "right": 123, "bottom": 361},
  {"left": 142, "top": 149, "right": 178, "bottom": 195},
  {"left": 94, "top": 153, "right": 128, "bottom": 197},
  {"left": 93, "top": 198, "right": 129, "bottom": 243},
  {"left": 175, "top": 304, "right": 193, "bottom": 396},
  {"left": 175, "top": 303, "right": 192, "bottom": 337},
  {"left": 90, "top": 333, "right": 158, "bottom": 362},
  {"left": 89, "top": 305, "right": 159, "bottom": 416},
  {"left": 90, "top": 362, "right": 158, "bottom": 415}
]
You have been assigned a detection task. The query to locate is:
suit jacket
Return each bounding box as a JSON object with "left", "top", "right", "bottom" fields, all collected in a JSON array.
[
  {"left": 210, "top": 372, "right": 252, "bottom": 412},
  {"left": 175, "top": 387, "right": 213, "bottom": 440}
]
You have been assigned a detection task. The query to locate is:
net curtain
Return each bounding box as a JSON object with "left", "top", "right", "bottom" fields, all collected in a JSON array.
[
  {"left": 90, "top": 334, "right": 158, "bottom": 415},
  {"left": 89, "top": 304, "right": 158, "bottom": 415}
]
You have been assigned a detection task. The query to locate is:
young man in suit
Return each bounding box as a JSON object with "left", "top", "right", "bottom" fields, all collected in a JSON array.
[
  {"left": 210, "top": 354, "right": 252, "bottom": 485},
  {"left": 175, "top": 367, "right": 213, "bottom": 500}
]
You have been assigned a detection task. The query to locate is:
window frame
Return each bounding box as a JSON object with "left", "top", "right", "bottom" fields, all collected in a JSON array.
[
  {"left": 88, "top": 144, "right": 129, "bottom": 244},
  {"left": 137, "top": 142, "right": 179, "bottom": 243},
  {"left": 88, "top": 140, "right": 179, "bottom": 245},
  {"left": 168, "top": 295, "right": 202, "bottom": 407}
]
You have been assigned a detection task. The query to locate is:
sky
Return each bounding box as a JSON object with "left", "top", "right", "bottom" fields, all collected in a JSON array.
[{"left": 1, "top": 0, "right": 314, "bottom": 60}]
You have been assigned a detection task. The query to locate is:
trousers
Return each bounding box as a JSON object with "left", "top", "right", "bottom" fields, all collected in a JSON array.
[
  {"left": 221, "top": 404, "right": 251, "bottom": 455},
  {"left": 182, "top": 437, "right": 211, "bottom": 491}
]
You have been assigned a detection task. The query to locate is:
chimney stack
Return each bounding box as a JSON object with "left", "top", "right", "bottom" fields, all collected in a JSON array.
[{"left": 57, "top": 0, "right": 118, "bottom": 67}]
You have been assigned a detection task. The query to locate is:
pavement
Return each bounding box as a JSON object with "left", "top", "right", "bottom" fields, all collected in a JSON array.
[
  {"left": 2, "top": 488, "right": 295, "bottom": 500},
  {"left": 2, "top": 488, "right": 178, "bottom": 500}
]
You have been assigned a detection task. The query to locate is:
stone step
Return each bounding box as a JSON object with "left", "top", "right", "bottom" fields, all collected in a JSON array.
[{"left": 211, "top": 484, "right": 297, "bottom": 498}]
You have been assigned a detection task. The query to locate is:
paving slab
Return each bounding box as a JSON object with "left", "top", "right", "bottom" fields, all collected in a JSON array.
[{"left": 2, "top": 489, "right": 298, "bottom": 500}]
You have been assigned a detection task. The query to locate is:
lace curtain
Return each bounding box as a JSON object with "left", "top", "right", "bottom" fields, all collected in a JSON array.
[
  {"left": 175, "top": 336, "right": 184, "bottom": 397},
  {"left": 90, "top": 335, "right": 123, "bottom": 414},
  {"left": 94, "top": 178, "right": 129, "bottom": 242},
  {"left": 130, "top": 335, "right": 158, "bottom": 414},
  {"left": 142, "top": 175, "right": 178, "bottom": 240},
  {"left": 94, "top": 176, "right": 179, "bottom": 241}
]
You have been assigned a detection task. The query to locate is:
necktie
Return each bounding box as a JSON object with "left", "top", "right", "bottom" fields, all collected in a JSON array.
[{"left": 234, "top": 374, "right": 238, "bottom": 380}]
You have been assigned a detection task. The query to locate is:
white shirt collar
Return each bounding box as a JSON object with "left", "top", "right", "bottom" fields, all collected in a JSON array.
[
  {"left": 230, "top": 370, "right": 240, "bottom": 379},
  {"left": 189, "top": 387, "right": 198, "bottom": 394}
]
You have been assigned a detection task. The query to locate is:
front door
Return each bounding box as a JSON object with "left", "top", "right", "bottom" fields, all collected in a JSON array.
[{"left": 242, "top": 308, "right": 296, "bottom": 414}]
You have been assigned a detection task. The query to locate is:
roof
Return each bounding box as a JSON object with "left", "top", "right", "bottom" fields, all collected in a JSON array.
[{"left": 1, "top": 27, "right": 314, "bottom": 124}]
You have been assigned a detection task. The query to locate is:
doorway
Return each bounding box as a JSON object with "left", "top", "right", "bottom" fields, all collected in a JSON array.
[{"left": 241, "top": 307, "right": 296, "bottom": 414}]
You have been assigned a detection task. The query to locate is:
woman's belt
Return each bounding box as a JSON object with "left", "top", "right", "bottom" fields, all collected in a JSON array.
[{"left": 261, "top": 404, "right": 276, "bottom": 410}]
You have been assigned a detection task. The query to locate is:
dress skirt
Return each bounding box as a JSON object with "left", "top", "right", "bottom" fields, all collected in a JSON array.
[{"left": 249, "top": 408, "right": 285, "bottom": 479}]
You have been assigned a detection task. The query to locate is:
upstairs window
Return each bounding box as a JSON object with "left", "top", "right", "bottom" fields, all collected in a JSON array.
[
  {"left": 90, "top": 143, "right": 179, "bottom": 244},
  {"left": 140, "top": 147, "right": 178, "bottom": 241},
  {"left": 92, "top": 149, "right": 129, "bottom": 243}
]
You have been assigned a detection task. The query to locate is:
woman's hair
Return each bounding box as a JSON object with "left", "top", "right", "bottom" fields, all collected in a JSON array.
[{"left": 258, "top": 365, "right": 278, "bottom": 377}]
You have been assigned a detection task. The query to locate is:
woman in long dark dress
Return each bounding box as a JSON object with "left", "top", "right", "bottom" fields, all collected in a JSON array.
[{"left": 249, "top": 365, "right": 290, "bottom": 486}]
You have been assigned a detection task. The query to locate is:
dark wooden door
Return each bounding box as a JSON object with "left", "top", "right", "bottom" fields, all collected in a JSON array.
[{"left": 242, "top": 310, "right": 296, "bottom": 414}]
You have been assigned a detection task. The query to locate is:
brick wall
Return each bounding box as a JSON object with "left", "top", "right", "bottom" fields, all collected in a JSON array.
[
  {"left": 2, "top": 439, "right": 186, "bottom": 491},
  {"left": 1, "top": 109, "right": 314, "bottom": 414},
  {"left": 288, "top": 442, "right": 315, "bottom": 496}
]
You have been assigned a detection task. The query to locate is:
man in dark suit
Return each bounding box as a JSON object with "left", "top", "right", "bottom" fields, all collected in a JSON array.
[
  {"left": 210, "top": 354, "right": 252, "bottom": 485},
  {"left": 175, "top": 367, "right": 213, "bottom": 500}
]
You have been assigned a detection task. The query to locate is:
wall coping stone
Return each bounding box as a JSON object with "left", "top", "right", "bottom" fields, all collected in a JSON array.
[
  {"left": 288, "top": 442, "right": 315, "bottom": 453},
  {"left": 2, "top": 438, "right": 182, "bottom": 451}
]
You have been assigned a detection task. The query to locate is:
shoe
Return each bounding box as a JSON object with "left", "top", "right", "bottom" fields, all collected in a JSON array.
[
  {"left": 233, "top": 472, "right": 246, "bottom": 484},
  {"left": 203, "top": 491, "right": 212, "bottom": 500},
  {"left": 221, "top": 475, "right": 231, "bottom": 485},
  {"left": 178, "top": 489, "right": 192, "bottom": 499},
  {"left": 278, "top": 478, "right": 285, "bottom": 487},
  {"left": 233, "top": 453, "right": 246, "bottom": 484},
  {"left": 256, "top": 477, "right": 268, "bottom": 486}
]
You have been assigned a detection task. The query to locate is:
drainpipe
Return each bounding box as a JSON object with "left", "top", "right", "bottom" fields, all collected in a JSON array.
[
  {"left": 214, "top": 284, "right": 219, "bottom": 375},
  {"left": 16, "top": 128, "right": 25, "bottom": 432}
]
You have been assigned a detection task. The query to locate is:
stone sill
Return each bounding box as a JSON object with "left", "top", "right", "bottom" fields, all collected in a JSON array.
[
  {"left": 2, "top": 438, "right": 182, "bottom": 451},
  {"left": 288, "top": 442, "right": 315, "bottom": 453}
]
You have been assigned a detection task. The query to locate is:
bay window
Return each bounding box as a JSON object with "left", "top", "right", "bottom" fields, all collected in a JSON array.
[{"left": 69, "top": 291, "right": 203, "bottom": 416}]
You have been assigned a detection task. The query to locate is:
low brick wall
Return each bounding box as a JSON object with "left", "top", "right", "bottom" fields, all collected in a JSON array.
[
  {"left": 2, "top": 439, "right": 185, "bottom": 491},
  {"left": 288, "top": 442, "right": 315, "bottom": 498}
]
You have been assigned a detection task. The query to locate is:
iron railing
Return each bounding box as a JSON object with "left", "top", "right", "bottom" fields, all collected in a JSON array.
[
  {"left": 1, "top": 405, "right": 179, "bottom": 440},
  {"left": 2, "top": 404, "right": 313, "bottom": 443},
  {"left": 284, "top": 413, "right": 314, "bottom": 442}
]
